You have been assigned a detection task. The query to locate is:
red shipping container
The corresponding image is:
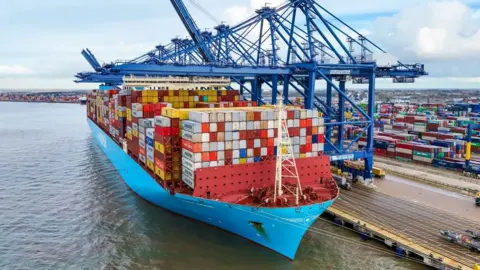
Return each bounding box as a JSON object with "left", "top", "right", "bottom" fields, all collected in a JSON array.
[
  {"left": 260, "top": 130, "right": 268, "bottom": 138},
  {"left": 267, "top": 147, "right": 274, "bottom": 155},
  {"left": 209, "top": 152, "right": 217, "bottom": 161},
  {"left": 254, "top": 148, "right": 261, "bottom": 156},
  {"left": 261, "top": 139, "right": 267, "bottom": 147},
  {"left": 201, "top": 123, "right": 209, "bottom": 133},
  {"left": 209, "top": 132, "right": 217, "bottom": 142},
  {"left": 247, "top": 140, "right": 254, "bottom": 148},
  {"left": 201, "top": 152, "right": 210, "bottom": 162},
  {"left": 396, "top": 143, "right": 414, "bottom": 150},
  {"left": 300, "top": 120, "right": 307, "bottom": 128},
  {"left": 182, "top": 139, "right": 202, "bottom": 153},
  {"left": 375, "top": 149, "right": 387, "bottom": 156},
  {"left": 240, "top": 131, "right": 247, "bottom": 140},
  {"left": 396, "top": 152, "right": 413, "bottom": 159},
  {"left": 267, "top": 138, "right": 275, "bottom": 147},
  {"left": 225, "top": 150, "right": 233, "bottom": 159},
  {"left": 217, "top": 122, "right": 225, "bottom": 132}
]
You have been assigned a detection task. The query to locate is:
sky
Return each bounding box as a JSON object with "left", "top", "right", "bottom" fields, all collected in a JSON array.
[{"left": 1, "top": 0, "right": 480, "bottom": 90}]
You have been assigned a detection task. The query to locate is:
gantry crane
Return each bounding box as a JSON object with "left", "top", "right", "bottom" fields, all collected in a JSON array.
[{"left": 75, "top": 0, "right": 428, "bottom": 181}]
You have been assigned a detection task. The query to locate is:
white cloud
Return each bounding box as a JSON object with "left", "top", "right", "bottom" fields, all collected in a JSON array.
[
  {"left": 0, "top": 65, "right": 35, "bottom": 75},
  {"left": 372, "top": 1, "right": 480, "bottom": 60}
]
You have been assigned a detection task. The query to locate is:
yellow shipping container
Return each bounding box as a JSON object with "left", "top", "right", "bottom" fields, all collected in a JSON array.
[
  {"left": 133, "top": 129, "right": 139, "bottom": 137},
  {"left": 126, "top": 109, "right": 132, "bottom": 121},
  {"left": 168, "top": 90, "right": 174, "bottom": 96},
  {"left": 300, "top": 154, "right": 306, "bottom": 159},
  {"left": 155, "top": 142, "right": 164, "bottom": 153},
  {"left": 234, "top": 96, "right": 240, "bottom": 101},
  {"left": 179, "top": 110, "right": 189, "bottom": 120},
  {"left": 239, "top": 158, "right": 247, "bottom": 164},
  {"left": 221, "top": 90, "right": 227, "bottom": 96},
  {"left": 147, "top": 160, "right": 154, "bottom": 171}
]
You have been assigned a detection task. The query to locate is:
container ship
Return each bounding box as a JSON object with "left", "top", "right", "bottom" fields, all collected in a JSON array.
[{"left": 86, "top": 76, "right": 339, "bottom": 259}]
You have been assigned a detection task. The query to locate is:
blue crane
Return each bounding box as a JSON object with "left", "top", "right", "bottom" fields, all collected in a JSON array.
[
  {"left": 169, "top": 0, "right": 215, "bottom": 63},
  {"left": 75, "top": 0, "right": 428, "bottom": 180}
]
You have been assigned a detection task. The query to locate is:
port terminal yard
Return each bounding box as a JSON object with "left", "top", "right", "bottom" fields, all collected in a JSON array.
[{"left": 324, "top": 185, "right": 480, "bottom": 270}]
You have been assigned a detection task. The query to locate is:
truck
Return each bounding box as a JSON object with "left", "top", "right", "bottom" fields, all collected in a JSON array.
[
  {"left": 440, "top": 230, "right": 480, "bottom": 253},
  {"left": 476, "top": 192, "right": 480, "bottom": 207}
]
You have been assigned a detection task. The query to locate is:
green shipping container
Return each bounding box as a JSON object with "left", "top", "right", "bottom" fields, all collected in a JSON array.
[{"left": 413, "top": 151, "right": 434, "bottom": 158}]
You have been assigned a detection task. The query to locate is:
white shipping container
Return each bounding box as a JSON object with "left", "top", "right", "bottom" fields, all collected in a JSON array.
[
  {"left": 146, "top": 128, "right": 154, "bottom": 139},
  {"left": 217, "top": 112, "right": 225, "bottom": 122},
  {"left": 182, "top": 120, "right": 201, "bottom": 133},
  {"left": 300, "top": 128, "right": 306, "bottom": 136},
  {"left": 254, "top": 139, "right": 261, "bottom": 148},
  {"left": 189, "top": 111, "right": 209, "bottom": 123},
  {"left": 182, "top": 171, "right": 195, "bottom": 189},
  {"left": 182, "top": 158, "right": 203, "bottom": 171},
  {"left": 201, "top": 133, "right": 210, "bottom": 143},
  {"left": 132, "top": 103, "right": 143, "bottom": 111},
  {"left": 300, "top": 137, "right": 306, "bottom": 145},
  {"left": 209, "top": 142, "right": 217, "bottom": 151},
  {"left": 182, "top": 149, "right": 202, "bottom": 162},
  {"left": 209, "top": 112, "right": 217, "bottom": 123},
  {"left": 247, "top": 149, "right": 254, "bottom": 157},
  {"left": 240, "top": 122, "right": 247, "bottom": 130},
  {"left": 294, "top": 119, "right": 300, "bottom": 128},
  {"left": 254, "top": 121, "right": 261, "bottom": 129},
  {"left": 232, "top": 131, "right": 239, "bottom": 140},
  {"left": 182, "top": 130, "right": 202, "bottom": 143},
  {"left": 202, "top": 142, "right": 209, "bottom": 152},
  {"left": 217, "top": 160, "right": 225, "bottom": 166},
  {"left": 233, "top": 140, "right": 239, "bottom": 150},
  {"left": 217, "top": 142, "right": 225, "bottom": 151},
  {"left": 293, "top": 145, "right": 299, "bottom": 154},
  {"left": 225, "top": 132, "right": 232, "bottom": 141},
  {"left": 318, "top": 127, "right": 325, "bottom": 134},
  {"left": 210, "top": 123, "right": 217, "bottom": 132},
  {"left": 132, "top": 110, "right": 143, "bottom": 118},
  {"left": 261, "top": 147, "right": 267, "bottom": 156},
  {"left": 239, "top": 111, "right": 247, "bottom": 121},
  {"left": 217, "top": 151, "right": 225, "bottom": 160},
  {"left": 232, "top": 122, "right": 240, "bottom": 131},
  {"left": 139, "top": 133, "right": 145, "bottom": 142},
  {"left": 225, "top": 122, "right": 232, "bottom": 131},
  {"left": 155, "top": 116, "right": 171, "bottom": 127},
  {"left": 224, "top": 112, "right": 232, "bottom": 122},
  {"left": 231, "top": 111, "right": 240, "bottom": 121},
  {"left": 147, "top": 146, "right": 154, "bottom": 161},
  {"left": 225, "top": 141, "right": 232, "bottom": 150},
  {"left": 139, "top": 139, "right": 146, "bottom": 149},
  {"left": 201, "top": 162, "right": 210, "bottom": 168},
  {"left": 318, "top": 144, "right": 324, "bottom": 151},
  {"left": 139, "top": 154, "right": 146, "bottom": 164},
  {"left": 268, "top": 129, "right": 274, "bottom": 138},
  {"left": 247, "top": 122, "right": 254, "bottom": 130},
  {"left": 233, "top": 150, "right": 240, "bottom": 158},
  {"left": 132, "top": 123, "right": 138, "bottom": 131},
  {"left": 247, "top": 158, "right": 254, "bottom": 163},
  {"left": 395, "top": 148, "right": 413, "bottom": 155},
  {"left": 209, "top": 161, "right": 218, "bottom": 167},
  {"left": 240, "top": 140, "right": 246, "bottom": 149}
]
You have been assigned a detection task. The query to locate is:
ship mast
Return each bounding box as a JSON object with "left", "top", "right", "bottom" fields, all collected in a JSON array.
[{"left": 274, "top": 96, "right": 303, "bottom": 205}]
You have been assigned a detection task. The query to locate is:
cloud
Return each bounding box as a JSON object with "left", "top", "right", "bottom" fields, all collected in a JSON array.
[
  {"left": 375, "top": 1, "right": 480, "bottom": 59},
  {"left": 370, "top": 1, "right": 480, "bottom": 76},
  {"left": 0, "top": 65, "right": 35, "bottom": 76}
]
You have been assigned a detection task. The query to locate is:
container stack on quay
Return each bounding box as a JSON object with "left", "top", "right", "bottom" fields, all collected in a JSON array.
[
  {"left": 337, "top": 102, "right": 480, "bottom": 174},
  {"left": 86, "top": 88, "right": 326, "bottom": 190}
]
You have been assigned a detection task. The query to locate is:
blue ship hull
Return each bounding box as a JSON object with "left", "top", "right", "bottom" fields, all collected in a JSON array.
[{"left": 88, "top": 119, "right": 336, "bottom": 259}]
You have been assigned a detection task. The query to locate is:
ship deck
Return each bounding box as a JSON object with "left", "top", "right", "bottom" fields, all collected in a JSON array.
[{"left": 325, "top": 185, "right": 480, "bottom": 269}]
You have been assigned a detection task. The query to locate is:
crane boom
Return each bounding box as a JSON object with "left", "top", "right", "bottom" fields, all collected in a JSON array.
[{"left": 170, "top": 0, "right": 214, "bottom": 63}]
